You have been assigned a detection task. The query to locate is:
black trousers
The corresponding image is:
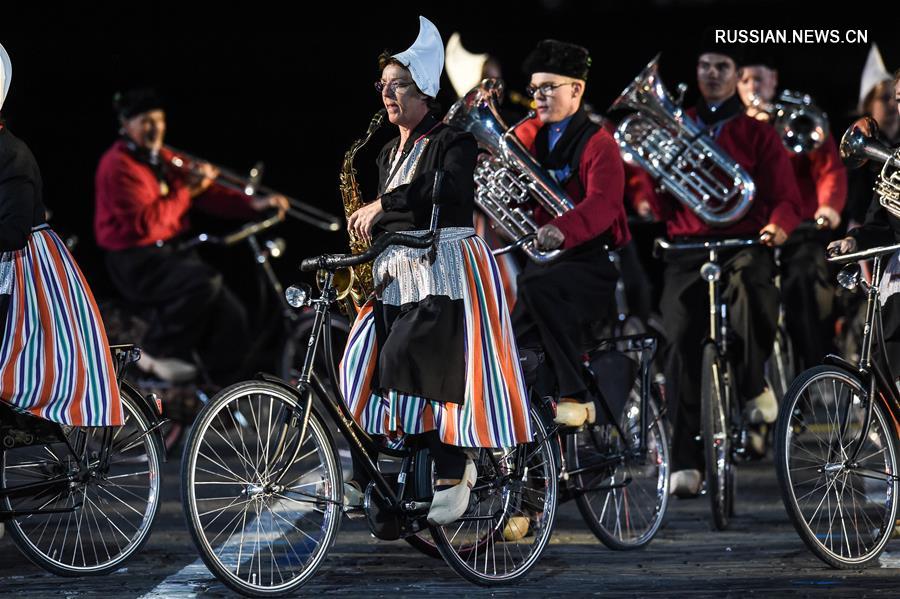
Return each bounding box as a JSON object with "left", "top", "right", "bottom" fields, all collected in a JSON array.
[
  {"left": 661, "top": 246, "right": 778, "bottom": 471},
  {"left": 512, "top": 239, "right": 619, "bottom": 400},
  {"left": 105, "top": 245, "right": 249, "bottom": 385},
  {"left": 780, "top": 229, "right": 836, "bottom": 370}
]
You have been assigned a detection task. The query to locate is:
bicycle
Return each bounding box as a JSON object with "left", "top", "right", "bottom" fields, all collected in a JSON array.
[
  {"left": 775, "top": 240, "right": 900, "bottom": 568},
  {"left": 656, "top": 236, "right": 770, "bottom": 530},
  {"left": 122, "top": 213, "right": 349, "bottom": 451},
  {"left": 472, "top": 233, "right": 671, "bottom": 550},
  {"left": 180, "top": 230, "right": 559, "bottom": 596},
  {"left": 1, "top": 345, "right": 165, "bottom": 575}
]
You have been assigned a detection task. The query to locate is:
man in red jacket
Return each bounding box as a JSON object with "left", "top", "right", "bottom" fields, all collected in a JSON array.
[
  {"left": 737, "top": 58, "right": 848, "bottom": 371},
  {"left": 511, "top": 40, "right": 630, "bottom": 427},
  {"left": 95, "top": 89, "right": 287, "bottom": 384},
  {"left": 654, "top": 44, "right": 803, "bottom": 496}
]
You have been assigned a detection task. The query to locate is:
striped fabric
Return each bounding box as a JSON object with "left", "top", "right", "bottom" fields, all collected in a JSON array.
[
  {"left": 473, "top": 212, "right": 519, "bottom": 309},
  {"left": 0, "top": 227, "right": 122, "bottom": 427},
  {"left": 340, "top": 234, "right": 531, "bottom": 448}
]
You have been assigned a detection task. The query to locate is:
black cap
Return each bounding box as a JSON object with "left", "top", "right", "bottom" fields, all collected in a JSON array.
[
  {"left": 697, "top": 28, "right": 746, "bottom": 67},
  {"left": 741, "top": 47, "right": 778, "bottom": 70},
  {"left": 113, "top": 88, "right": 164, "bottom": 120},
  {"left": 522, "top": 39, "right": 591, "bottom": 81}
]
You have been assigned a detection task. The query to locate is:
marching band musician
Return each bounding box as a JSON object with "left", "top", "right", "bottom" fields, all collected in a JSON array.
[
  {"left": 829, "top": 68, "right": 900, "bottom": 372},
  {"left": 737, "top": 55, "right": 848, "bottom": 371},
  {"left": 656, "top": 40, "right": 803, "bottom": 497},
  {"left": 341, "top": 16, "right": 531, "bottom": 526},
  {"left": 94, "top": 89, "right": 288, "bottom": 385},
  {"left": 845, "top": 44, "right": 900, "bottom": 227},
  {"left": 510, "top": 39, "right": 630, "bottom": 427}
]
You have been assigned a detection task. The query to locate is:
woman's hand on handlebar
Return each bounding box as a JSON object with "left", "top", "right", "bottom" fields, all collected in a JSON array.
[
  {"left": 827, "top": 236, "right": 857, "bottom": 257},
  {"left": 759, "top": 223, "right": 787, "bottom": 247},
  {"left": 347, "top": 199, "right": 384, "bottom": 244}
]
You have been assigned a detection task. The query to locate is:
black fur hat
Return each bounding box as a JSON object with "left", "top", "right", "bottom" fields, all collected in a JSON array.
[
  {"left": 113, "top": 88, "right": 164, "bottom": 121},
  {"left": 522, "top": 39, "right": 591, "bottom": 81},
  {"left": 697, "top": 28, "right": 746, "bottom": 67}
]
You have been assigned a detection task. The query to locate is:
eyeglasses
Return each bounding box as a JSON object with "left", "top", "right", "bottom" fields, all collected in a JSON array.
[
  {"left": 375, "top": 79, "right": 415, "bottom": 96},
  {"left": 525, "top": 81, "right": 576, "bottom": 98}
]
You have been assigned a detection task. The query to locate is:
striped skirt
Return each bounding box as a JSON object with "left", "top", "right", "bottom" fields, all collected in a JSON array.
[
  {"left": 339, "top": 227, "right": 531, "bottom": 449},
  {"left": 0, "top": 226, "right": 122, "bottom": 427}
]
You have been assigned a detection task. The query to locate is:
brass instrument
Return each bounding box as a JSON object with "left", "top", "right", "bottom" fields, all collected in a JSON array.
[
  {"left": 748, "top": 90, "right": 830, "bottom": 154},
  {"left": 840, "top": 116, "right": 900, "bottom": 218},
  {"left": 444, "top": 78, "right": 573, "bottom": 263},
  {"left": 164, "top": 146, "right": 341, "bottom": 232},
  {"left": 335, "top": 109, "right": 387, "bottom": 309},
  {"left": 609, "top": 55, "right": 756, "bottom": 227}
]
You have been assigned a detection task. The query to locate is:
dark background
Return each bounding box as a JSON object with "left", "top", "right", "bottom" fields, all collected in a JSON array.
[{"left": 0, "top": 0, "right": 896, "bottom": 304}]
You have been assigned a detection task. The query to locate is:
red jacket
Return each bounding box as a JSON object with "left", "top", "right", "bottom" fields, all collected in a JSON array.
[
  {"left": 789, "top": 134, "right": 847, "bottom": 220},
  {"left": 651, "top": 110, "right": 803, "bottom": 238},
  {"left": 515, "top": 115, "right": 630, "bottom": 249},
  {"left": 95, "top": 140, "right": 257, "bottom": 250}
]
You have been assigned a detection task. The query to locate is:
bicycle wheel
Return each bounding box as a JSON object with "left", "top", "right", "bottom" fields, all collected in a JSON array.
[
  {"left": 700, "top": 341, "right": 734, "bottom": 530},
  {"left": 571, "top": 385, "right": 670, "bottom": 549},
  {"left": 774, "top": 366, "right": 899, "bottom": 569},
  {"left": 426, "top": 405, "right": 558, "bottom": 585},
  {"left": 3, "top": 386, "right": 162, "bottom": 576},
  {"left": 182, "top": 380, "right": 342, "bottom": 596}
]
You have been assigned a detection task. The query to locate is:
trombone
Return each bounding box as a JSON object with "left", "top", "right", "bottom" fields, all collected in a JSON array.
[{"left": 164, "top": 145, "right": 341, "bottom": 232}]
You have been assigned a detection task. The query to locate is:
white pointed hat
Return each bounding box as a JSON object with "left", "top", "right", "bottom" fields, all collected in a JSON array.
[
  {"left": 392, "top": 16, "right": 444, "bottom": 98},
  {"left": 0, "top": 42, "right": 11, "bottom": 112},
  {"left": 445, "top": 32, "right": 488, "bottom": 98},
  {"left": 859, "top": 43, "right": 891, "bottom": 112}
]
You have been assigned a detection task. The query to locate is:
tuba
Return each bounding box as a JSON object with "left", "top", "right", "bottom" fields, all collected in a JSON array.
[
  {"left": 609, "top": 55, "right": 755, "bottom": 227},
  {"left": 840, "top": 116, "right": 900, "bottom": 218},
  {"left": 748, "top": 90, "right": 830, "bottom": 154},
  {"left": 444, "top": 78, "right": 573, "bottom": 263},
  {"left": 335, "top": 108, "right": 387, "bottom": 310}
]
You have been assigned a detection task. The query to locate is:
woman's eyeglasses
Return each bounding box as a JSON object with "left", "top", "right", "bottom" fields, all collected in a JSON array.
[{"left": 375, "top": 79, "right": 415, "bottom": 96}]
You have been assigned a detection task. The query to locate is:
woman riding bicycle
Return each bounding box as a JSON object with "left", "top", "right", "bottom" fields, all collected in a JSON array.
[
  {"left": 0, "top": 42, "right": 121, "bottom": 429},
  {"left": 343, "top": 16, "right": 531, "bottom": 526}
]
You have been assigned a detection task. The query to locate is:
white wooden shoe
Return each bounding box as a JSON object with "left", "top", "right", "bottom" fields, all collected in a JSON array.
[
  {"left": 427, "top": 459, "right": 477, "bottom": 526},
  {"left": 553, "top": 400, "right": 596, "bottom": 427}
]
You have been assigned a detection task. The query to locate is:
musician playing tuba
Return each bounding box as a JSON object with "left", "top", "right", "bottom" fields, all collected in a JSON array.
[
  {"left": 508, "top": 39, "right": 630, "bottom": 428},
  {"left": 341, "top": 16, "right": 531, "bottom": 527},
  {"left": 94, "top": 88, "right": 288, "bottom": 385},
  {"left": 644, "top": 38, "right": 803, "bottom": 497},
  {"left": 737, "top": 53, "right": 847, "bottom": 372}
]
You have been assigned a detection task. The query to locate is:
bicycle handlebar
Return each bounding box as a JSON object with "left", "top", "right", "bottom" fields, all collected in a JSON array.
[
  {"left": 174, "top": 212, "right": 286, "bottom": 251},
  {"left": 300, "top": 231, "right": 435, "bottom": 273},
  {"left": 827, "top": 241, "right": 900, "bottom": 264},
  {"left": 654, "top": 236, "right": 762, "bottom": 256}
]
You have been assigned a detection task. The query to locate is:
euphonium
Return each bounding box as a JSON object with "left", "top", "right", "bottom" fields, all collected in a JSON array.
[
  {"left": 444, "top": 78, "right": 573, "bottom": 263},
  {"left": 609, "top": 55, "right": 756, "bottom": 227},
  {"left": 840, "top": 116, "right": 900, "bottom": 218},
  {"left": 335, "top": 108, "right": 386, "bottom": 310},
  {"left": 747, "top": 90, "right": 830, "bottom": 154}
]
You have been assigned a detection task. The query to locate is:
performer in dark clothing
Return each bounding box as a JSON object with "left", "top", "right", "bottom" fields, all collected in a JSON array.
[
  {"left": 831, "top": 69, "right": 900, "bottom": 372},
  {"left": 737, "top": 58, "right": 848, "bottom": 370},
  {"left": 341, "top": 16, "right": 530, "bottom": 527},
  {"left": 508, "top": 39, "right": 629, "bottom": 428},
  {"left": 650, "top": 42, "right": 803, "bottom": 497},
  {"left": 94, "top": 88, "right": 287, "bottom": 385}
]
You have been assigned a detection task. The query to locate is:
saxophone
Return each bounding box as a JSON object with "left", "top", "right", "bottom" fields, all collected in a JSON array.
[{"left": 337, "top": 108, "right": 387, "bottom": 311}]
